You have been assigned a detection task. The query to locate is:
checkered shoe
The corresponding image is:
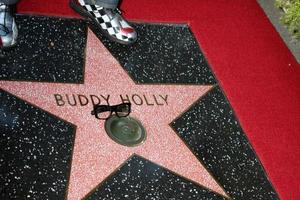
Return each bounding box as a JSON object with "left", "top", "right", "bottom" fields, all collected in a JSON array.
[
  {"left": 0, "top": 4, "right": 18, "bottom": 49},
  {"left": 70, "top": 0, "right": 137, "bottom": 45}
]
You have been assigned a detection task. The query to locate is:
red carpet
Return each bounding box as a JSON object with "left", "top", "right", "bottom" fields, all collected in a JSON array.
[{"left": 18, "top": 0, "right": 300, "bottom": 199}]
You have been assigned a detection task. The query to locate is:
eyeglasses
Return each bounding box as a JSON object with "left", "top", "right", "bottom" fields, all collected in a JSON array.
[{"left": 91, "top": 103, "right": 131, "bottom": 120}]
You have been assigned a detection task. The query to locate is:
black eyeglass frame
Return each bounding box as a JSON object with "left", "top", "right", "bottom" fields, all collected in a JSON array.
[{"left": 91, "top": 102, "right": 131, "bottom": 120}]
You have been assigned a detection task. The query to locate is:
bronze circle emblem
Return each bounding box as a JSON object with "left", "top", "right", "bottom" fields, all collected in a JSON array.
[{"left": 105, "top": 115, "right": 146, "bottom": 147}]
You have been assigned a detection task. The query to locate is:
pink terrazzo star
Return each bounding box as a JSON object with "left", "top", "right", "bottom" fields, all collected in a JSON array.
[{"left": 0, "top": 29, "right": 228, "bottom": 199}]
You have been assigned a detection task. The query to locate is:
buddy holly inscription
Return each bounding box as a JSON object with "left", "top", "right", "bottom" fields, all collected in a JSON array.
[{"left": 54, "top": 94, "right": 169, "bottom": 106}]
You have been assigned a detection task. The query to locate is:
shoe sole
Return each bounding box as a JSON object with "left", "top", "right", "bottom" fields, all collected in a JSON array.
[
  {"left": 69, "top": 0, "right": 137, "bottom": 45},
  {"left": 0, "top": 42, "right": 17, "bottom": 51}
]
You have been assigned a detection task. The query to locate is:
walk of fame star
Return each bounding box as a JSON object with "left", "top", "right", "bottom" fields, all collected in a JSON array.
[{"left": 0, "top": 29, "right": 228, "bottom": 199}]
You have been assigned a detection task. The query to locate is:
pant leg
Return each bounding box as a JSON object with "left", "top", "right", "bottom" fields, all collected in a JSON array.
[
  {"left": 0, "top": 0, "right": 18, "bottom": 5},
  {"left": 84, "top": 0, "right": 119, "bottom": 9}
]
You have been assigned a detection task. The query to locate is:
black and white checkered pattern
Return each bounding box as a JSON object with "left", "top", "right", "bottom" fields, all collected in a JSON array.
[{"left": 78, "top": 0, "right": 135, "bottom": 43}]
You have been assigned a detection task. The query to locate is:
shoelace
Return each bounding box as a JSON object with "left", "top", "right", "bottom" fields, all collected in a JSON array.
[
  {"left": 102, "top": 7, "right": 123, "bottom": 17},
  {"left": 116, "top": 8, "right": 123, "bottom": 15}
]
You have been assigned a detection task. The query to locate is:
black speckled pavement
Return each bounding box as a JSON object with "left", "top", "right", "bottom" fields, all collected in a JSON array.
[{"left": 0, "top": 15, "right": 279, "bottom": 200}]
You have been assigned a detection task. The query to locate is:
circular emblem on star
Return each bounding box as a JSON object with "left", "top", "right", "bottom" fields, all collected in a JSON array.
[{"left": 105, "top": 115, "right": 147, "bottom": 147}]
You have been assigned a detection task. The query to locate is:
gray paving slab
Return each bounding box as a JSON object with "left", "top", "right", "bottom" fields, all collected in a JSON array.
[{"left": 257, "top": 0, "right": 300, "bottom": 64}]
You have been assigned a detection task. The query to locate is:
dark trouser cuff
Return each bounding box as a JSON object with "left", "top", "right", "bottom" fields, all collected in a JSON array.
[
  {"left": 0, "top": 0, "right": 18, "bottom": 5},
  {"left": 84, "top": 0, "right": 119, "bottom": 9}
]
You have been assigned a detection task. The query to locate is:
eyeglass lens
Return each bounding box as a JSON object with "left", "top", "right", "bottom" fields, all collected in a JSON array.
[
  {"left": 115, "top": 103, "right": 131, "bottom": 117},
  {"left": 94, "top": 105, "right": 111, "bottom": 119}
]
